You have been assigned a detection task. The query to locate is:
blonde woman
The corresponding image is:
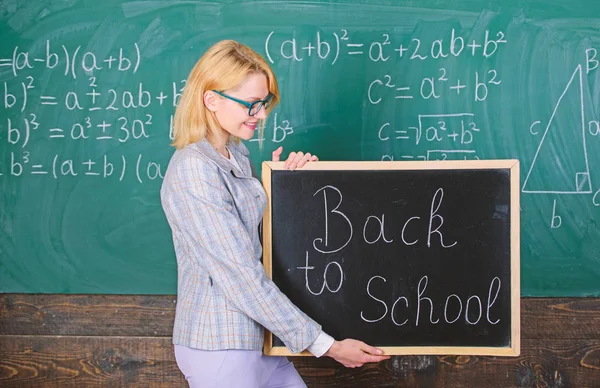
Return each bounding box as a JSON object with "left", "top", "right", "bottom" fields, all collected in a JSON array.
[{"left": 160, "top": 40, "right": 389, "bottom": 388}]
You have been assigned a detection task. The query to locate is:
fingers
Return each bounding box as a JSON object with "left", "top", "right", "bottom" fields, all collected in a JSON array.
[
  {"left": 284, "top": 151, "right": 298, "bottom": 169},
  {"left": 349, "top": 354, "right": 390, "bottom": 368},
  {"left": 291, "top": 151, "right": 304, "bottom": 169},
  {"left": 354, "top": 345, "right": 390, "bottom": 367},
  {"left": 296, "top": 152, "right": 313, "bottom": 169},
  {"left": 343, "top": 355, "right": 388, "bottom": 368},
  {"left": 285, "top": 151, "right": 305, "bottom": 170},
  {"left": 272, "top": 146, "right": 283, "bottom": 162},
  {"left": 363, "top": 354, "right": 391, "bottom": 364},
  {"left": 360, "top": 343, "right": 385, "bottom": 356},
  {"left": 284, "top": 151, "right": 319, "bottom": 170},
  {"left": 329, "top": 339, "right": 390, "bottom": 369},
  {"left": 359, "top": 342, "right": 390, "bottom": 364}
]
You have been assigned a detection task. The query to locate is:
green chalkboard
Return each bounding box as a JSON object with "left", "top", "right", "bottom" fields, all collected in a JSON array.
[{"left": 1, "top": 0, "right": 599, "bottom": 295}]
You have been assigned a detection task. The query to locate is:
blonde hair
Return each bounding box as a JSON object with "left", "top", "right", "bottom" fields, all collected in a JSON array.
[{"left": 171, "top": 40, "right": 280, "bottom": 149}]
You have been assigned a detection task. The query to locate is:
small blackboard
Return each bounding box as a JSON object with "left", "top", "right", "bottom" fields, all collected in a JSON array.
[{"left": 262, "top": 160, "right": 520, "bottom": 356}]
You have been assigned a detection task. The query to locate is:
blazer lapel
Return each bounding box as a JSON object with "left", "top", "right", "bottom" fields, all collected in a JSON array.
[
  {"left": 194, "top": 139, "right": 252, "bottom": 178},
  {"left": 228, "top": 141, "right": 252, "bottom": 178}
]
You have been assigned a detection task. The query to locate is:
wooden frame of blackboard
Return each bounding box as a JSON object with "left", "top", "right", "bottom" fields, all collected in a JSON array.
[{"left": 261, "top": 160, "right": 520, "bottom": 357}]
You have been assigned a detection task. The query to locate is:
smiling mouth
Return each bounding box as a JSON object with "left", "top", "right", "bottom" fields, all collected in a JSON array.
[{"left": 244, "top": 122, "right": 257, "bottom": 130}]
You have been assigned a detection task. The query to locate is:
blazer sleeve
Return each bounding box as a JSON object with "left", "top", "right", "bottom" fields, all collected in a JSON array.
[{"left": 162, "top": 153, "right": 321, "bottom": 353}]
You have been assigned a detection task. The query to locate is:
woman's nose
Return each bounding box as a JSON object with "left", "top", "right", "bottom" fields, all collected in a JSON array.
[{"left": 254, "top": 105, "right": 268, "bottom": 119}]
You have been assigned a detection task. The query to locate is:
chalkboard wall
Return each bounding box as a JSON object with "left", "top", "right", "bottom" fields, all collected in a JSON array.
[{"left": 1, "top": 0, "right": 599, "bottom": 296}]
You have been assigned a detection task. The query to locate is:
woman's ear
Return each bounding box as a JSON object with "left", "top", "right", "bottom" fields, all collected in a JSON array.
[{"left": 203, "top": 90, "right": 218, "bottom": 112}]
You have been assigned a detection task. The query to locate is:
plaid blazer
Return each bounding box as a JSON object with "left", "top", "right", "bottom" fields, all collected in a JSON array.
[{"left": 160, "top": 139, "right": 321, "bottom": 354}]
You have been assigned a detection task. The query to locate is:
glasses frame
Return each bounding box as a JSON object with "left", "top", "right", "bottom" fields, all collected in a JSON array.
[{"left": 212, "top": 90, "right": 274, "bottom": 117}]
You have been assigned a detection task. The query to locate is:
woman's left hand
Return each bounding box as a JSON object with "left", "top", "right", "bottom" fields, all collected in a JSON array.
[{"left": 272, "top": 146, "right": 319, "bottom": 170}]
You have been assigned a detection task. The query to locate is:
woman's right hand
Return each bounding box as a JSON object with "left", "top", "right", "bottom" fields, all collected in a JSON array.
[{"left": 324, "top": 339, "right": 390, "bottom": 368}]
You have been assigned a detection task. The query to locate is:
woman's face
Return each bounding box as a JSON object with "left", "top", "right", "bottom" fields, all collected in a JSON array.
[{"left": 211, "top": 72, "right": 270, "bottom": 141}]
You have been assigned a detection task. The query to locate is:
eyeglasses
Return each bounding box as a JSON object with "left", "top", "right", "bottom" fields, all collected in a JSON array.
[{"left": 212, "top": 90, "right": 274, "bottom": 116}]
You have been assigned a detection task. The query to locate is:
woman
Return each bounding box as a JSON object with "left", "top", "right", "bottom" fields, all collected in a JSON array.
[{"left": 160, "top": 40, "right": 389, "bottom": 387}]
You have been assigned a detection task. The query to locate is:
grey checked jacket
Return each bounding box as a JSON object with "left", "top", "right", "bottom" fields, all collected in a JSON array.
[{"left": 160, "top": 139, "right": 321, "bottom": 353}]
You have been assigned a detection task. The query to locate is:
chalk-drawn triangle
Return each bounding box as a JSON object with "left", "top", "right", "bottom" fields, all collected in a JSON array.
[{"left": 522, "top": 65, "right": 592, "bottom": 194}]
